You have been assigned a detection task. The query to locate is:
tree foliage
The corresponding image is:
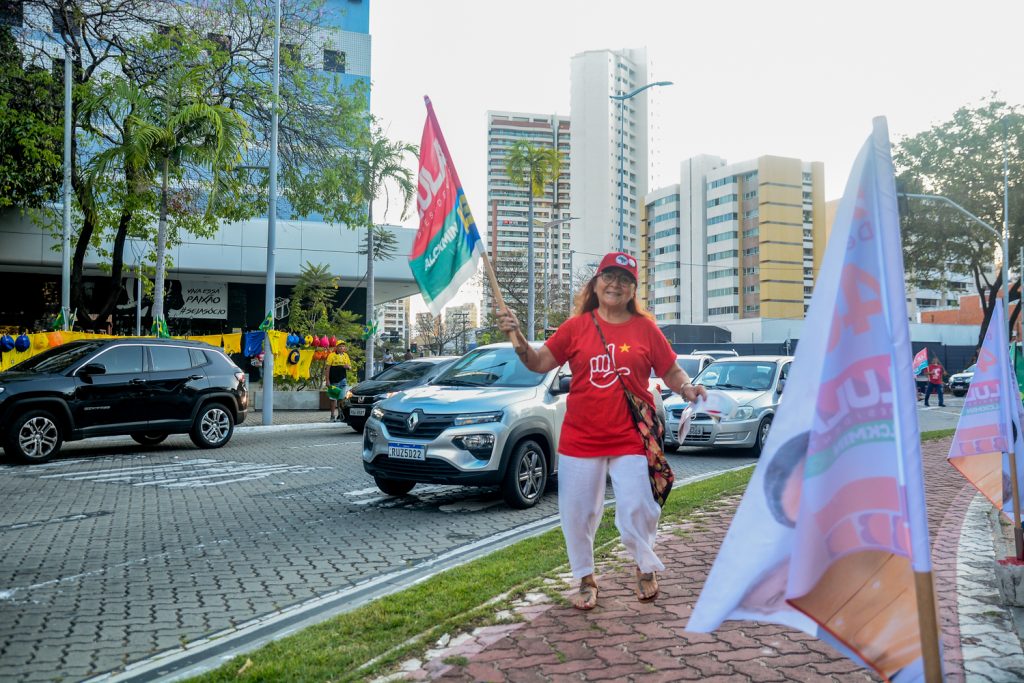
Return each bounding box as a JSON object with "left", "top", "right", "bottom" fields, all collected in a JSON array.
[
  {"left": 504, "top": 141, "right": 561, "bottom": 199},
  {"left": 893, "top": 96, "right": 1024, "bottom": 347},
  {"left": 0, "top": 27, "right": 62, "bottom": 210},
  {"left": 13, "top": 0, "right": 370, "bottom": 328}
]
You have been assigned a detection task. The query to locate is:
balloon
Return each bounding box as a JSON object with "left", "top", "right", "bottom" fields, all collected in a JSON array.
[
  {"left": 14, "top": 335, "right": 29, "bottom": 352},
  {"left": 328, "top": 336, "right": 337, "bottom": 347},
  {"left": 48, "top": 332, "right": 63, "bottom": 347},
  {"left": 0, "top": 335, "right": 14, "bottom": 352},
  {"left": 320, "top": 335, "right": 329, "bottom": 348},
  {"left": 32, "top": 334, "right": 47, "bottom": 350},
  {"left": 304, "top": 334, "right": 314, "bottom": 347},
  {"left": 287, "top": 349, "right": 300, "bottom": 365}
]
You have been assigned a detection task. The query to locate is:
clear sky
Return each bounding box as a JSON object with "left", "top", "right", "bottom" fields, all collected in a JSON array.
[{"left": 368, "top": 0, "right": 1024, "bottom": 318}]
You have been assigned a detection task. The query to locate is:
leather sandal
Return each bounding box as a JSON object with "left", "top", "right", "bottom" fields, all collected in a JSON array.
[
  {"left": 571, "top": 578, "right": 599, "bottom": 611},
  {"left": 636, "top": 568, "right": 659, "bottom": 602}
]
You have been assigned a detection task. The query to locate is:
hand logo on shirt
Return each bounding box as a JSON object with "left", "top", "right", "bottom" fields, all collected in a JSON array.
[{"left": 589, "top": 343, "right": 632, "bottom": 389}]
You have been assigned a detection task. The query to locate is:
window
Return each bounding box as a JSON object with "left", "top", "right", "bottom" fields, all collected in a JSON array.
[
  {"left": 150, "top": 346, "right": 193, "bottom": 372},
  {"left": 324, "top": 49, "right": 346, "bottom": 73},
  {"left": 95, "top": 346, "right": 144, "bottom": 375},
  {"left": 1, "top": 0, "right": 23, "bottom": 27}
]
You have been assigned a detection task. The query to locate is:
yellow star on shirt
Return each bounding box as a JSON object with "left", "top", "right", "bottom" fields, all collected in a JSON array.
[{"left": 619, "top": 343, "right": 631, "bottom": 353}]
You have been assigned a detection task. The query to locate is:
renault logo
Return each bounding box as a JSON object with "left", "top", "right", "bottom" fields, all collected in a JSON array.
[{"left": 406, "top": 410, "right": 421, "bottom": 432}]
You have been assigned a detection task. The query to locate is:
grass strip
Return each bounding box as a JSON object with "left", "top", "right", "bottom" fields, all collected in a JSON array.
[
  {"left": 189, "top": 467, "right": 753, "bottom": 683},
  {"left": 921, "top": 428, "right": 955, "bottom": 442}
]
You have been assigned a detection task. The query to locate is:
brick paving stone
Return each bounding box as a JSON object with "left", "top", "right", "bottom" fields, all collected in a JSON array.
[{"left": 405, "top": 437, "right": 1024, "bottom": 682}]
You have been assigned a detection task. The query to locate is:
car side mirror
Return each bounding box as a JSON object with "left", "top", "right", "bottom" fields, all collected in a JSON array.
[
  {"left": 552, "top": 376, "right": 572, "bottom": 395},
  {"left": 80, "top": 363, "right": 106, "bottom": 376}
]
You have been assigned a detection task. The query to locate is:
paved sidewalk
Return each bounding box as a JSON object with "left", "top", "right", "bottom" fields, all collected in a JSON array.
[{"left": 389, "top": 438, "right": 1024, "bottom": 682}]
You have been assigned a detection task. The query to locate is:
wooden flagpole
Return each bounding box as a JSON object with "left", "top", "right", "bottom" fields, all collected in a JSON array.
[
  {"left": 1009, "top": 447, "right": 1024, "bottom": 559},
  {"left": 913, "top": 572, "right": 943, "bottom": 682}
]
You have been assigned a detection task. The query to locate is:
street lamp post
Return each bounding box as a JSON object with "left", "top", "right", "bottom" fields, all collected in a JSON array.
[
  {"left": 609, "top": 81, "right": 672, "bottom": 253},
  {"left": 61, "top": 45, "right": 73, "bottom": 330},
  {"left": 262, "top": 0, "right": 282, "bottom": 426},
  {"left": 533, "top": 216, "right": 578, "bottom": 336}
]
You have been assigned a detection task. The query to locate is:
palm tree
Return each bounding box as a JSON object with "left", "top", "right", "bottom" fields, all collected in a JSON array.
[
  {"left": 355, "top": 125, "right": 416, "bottom": 376},
  {"left": 84, "top": 54, "right": 249, "bottom": 330},
  {"left": 504, "top": 141, "right": 561, "bottom": 340}
]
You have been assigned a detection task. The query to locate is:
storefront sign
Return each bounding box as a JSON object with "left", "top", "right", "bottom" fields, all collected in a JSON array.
[{"left": 168, "top": 281, "right": 228, "bottom": 319}]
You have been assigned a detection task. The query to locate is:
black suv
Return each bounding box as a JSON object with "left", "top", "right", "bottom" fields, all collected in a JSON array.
[
  {"left": 0, "top": 338, "right": 248, "bottom": 464},
  {"left": 344, "top": 356, "right": 458, "bottom": 431}
]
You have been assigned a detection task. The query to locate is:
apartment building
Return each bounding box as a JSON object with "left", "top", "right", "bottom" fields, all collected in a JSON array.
[
  {"left": 645, "top": 155, "right": 826, "bottom": 324},
  {"left": 569, "top": 47, "right": 649, "bottom": 260},
  {"left": 485, "top": 111, "right": 571, "bottom": 316}
]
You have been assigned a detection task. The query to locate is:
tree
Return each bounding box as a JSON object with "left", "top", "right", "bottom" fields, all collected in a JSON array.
[
  {"left": 504, "top": 141, "right": 561, "bottom": 340},
  {"left": 894, "top": 96, "right": 1024, "bottom": 348},
  {"left": 83, "top": 31, "right": 250, "bottom": 326},
  {"left": 0, "top": 27, "right": 62, "bottom": 210},
  {"left": 354, "top": 125, "right": 417, "bottom": 376},
  {"left": 286, "top": 262, "right": 364, "bottom": 387},
  {"left": 14, "top": 0, "right": 370, "bottom": 329},
  {"left": 414, "top": 312, "right": 462, "bottom": 356}
]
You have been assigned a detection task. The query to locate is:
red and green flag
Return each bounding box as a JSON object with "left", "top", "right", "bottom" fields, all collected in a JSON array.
[{"left": 409, "top": 97, "right": 485, "bottom": 314}]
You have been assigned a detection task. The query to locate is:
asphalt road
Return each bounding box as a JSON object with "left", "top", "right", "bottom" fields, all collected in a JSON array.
[{"left": 0, "top": 426, "right": 758, "bottom": 682}]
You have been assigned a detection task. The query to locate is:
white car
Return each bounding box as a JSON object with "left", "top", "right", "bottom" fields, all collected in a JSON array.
[
  {"left": 648, "top": 354, "right": 715, "bottom": 401},
  {"left": 664, "top": 356, "right": 793, "bottom": 456}
]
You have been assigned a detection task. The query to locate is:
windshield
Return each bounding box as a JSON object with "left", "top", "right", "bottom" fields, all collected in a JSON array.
[
  {"left": 372, "top": 361, "right": 438, "bottom": 382},
  {"left": 695, "top": 361, "right": 778, "bottom": 392},
  {"left": 434, "top": 347, "right": 545, "bottom": 387},
  {"left": 9, "top": 341, "right": 104, "bottom": 374},
  {"left": 650, "top": 357, "right": 702, "bottom": 379}
]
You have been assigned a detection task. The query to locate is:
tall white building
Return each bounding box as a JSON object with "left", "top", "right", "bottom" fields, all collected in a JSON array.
[
  {"left": 569, "top": 48, "right": 648, "bottom": 260},
  {"left": 485, "top": 111, "right": 571, "bottom": 318}
]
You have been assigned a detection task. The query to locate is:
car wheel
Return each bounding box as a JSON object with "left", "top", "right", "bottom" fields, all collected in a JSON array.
[
  {"left": 131, "top": 432, "right": 169, "bottom": 446},
  {"left": 502, "top": 439, "right": 548, "bottom": 509},
  {"left": 7, "top": 410, "right": 63, "bottom": 464},
  {"left": 664, "top": 444, "right": 679, "bottom": 453},
  {"left": 190, "top": 403, "right": 234, "bottom": 449},
  {"left": 374, "top": 476, "right": 414, "bottom": 496},
  {"left": 750, "top": 416, "right": 773, "bottom": 457},
  {"left": 347, "top": 418, "right": 367, "bottom": 433},
  {"left": 953, "top": 390, "right": 966, "bottom": 397}
]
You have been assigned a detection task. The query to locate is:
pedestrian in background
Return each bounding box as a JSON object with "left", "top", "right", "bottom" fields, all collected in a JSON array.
[
  {"left": 924, "top": 356, "right": 946, "bottom": 407},
  {"left": 498, "top": 251, "right": 706, "bottom": 610},
  {"left": 324, "top": 341, "right": 352, "bottom": 422}
]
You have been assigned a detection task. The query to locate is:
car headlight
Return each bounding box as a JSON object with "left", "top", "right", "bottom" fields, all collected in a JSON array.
[
  {"left": 0, "top": 387, "right": 5, "bottom": 395},
  {"left": 724, "top": 406, "right": 754, "bottom": 422},
  {"left": 371, "top": 406, "right": 385, "bottom": 420},
  {"left": 453, "top": 411, "right": 503, "bottom": 426},
  {"left": 345, "top": 390, "right": 353, "bottom": 400}
]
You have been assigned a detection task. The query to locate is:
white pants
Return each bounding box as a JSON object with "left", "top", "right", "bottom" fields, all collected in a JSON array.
[{"left": 558, "top": 454, "right": 665, "bottom": 579}]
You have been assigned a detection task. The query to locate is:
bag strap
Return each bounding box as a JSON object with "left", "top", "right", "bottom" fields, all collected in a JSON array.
[{"left": 590, "top": 312, "right": 643, "bottom": 428}]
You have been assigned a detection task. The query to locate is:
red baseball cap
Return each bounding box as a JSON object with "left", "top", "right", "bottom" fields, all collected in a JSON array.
[{"left": 596, "top": 252, "right": 639, "bottom": 282}]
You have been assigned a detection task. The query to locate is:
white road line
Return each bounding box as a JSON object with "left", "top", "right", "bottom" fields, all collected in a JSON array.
[
  {"left": 0, "top": 540, "right": 234, "bottom": 602},
  {"left": 132, "top": 464, "right": 298, "bottom": 487},
  {"left": 39, "top": 460, "right": 217, "bottom": 479}
]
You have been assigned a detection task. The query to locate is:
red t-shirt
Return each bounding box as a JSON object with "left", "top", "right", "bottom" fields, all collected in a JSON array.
[
  {"left": 545, "top": 312, "right": 677, "bottom": 457},
  {"left": 927, "top": 363, "right": 943, "bottom": 384}
]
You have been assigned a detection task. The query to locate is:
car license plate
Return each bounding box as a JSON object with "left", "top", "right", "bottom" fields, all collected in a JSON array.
[
  {"left": 349, "top": 407, "right": 366, "bottom": 416},
  {"left": 688, "top": 425, "right": 706, "bottom": 436},
  {"left": 388, "top": 443, "right": 425, "bottom": 461}
]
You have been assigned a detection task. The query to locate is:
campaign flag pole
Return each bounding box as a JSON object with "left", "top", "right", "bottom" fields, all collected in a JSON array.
[
  {"left": 948, "top": 302, "right": 1024, "bottom": 560},
  {"left": 411, "top": 97, "right": 505, "bottom": 315},
  {"left": 688, "top": 117, "right": 943, "bottom": 682}
]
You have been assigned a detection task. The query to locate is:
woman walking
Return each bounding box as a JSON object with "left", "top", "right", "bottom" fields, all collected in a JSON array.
[{"left": 498, "top": 252, "right": 706, "bottom": 610}]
